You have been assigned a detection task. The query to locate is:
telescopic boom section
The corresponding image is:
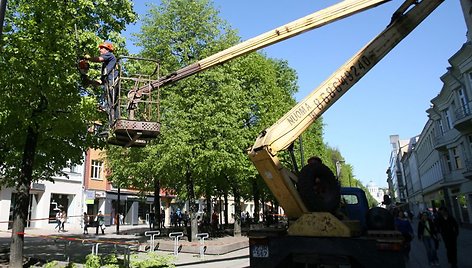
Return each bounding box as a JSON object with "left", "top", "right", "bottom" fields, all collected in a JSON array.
[
  {"left": 130, "top": 0, "right": 390, "bottom": 96},
  {"left": 248, "top": 0, "right": 444, "bottom": 219}
]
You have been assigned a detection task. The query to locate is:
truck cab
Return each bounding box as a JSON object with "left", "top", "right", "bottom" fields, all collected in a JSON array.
[{"left": 340, "top": 187, "right": 370, "bottom": 231}]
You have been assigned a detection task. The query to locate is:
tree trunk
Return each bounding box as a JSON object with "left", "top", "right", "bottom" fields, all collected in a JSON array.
[
  {"left": 205, "top": 194, "right": 211, "bottom": 226},
  {"left": 185, "top": 169, "right": 197, "bottom": 242},
  {"left": 252, "top": 177, "right": 260, "bottom": 223},
  {"left": 116, "top": 187, "right": 121, "bottom": 234},
  {"left": 231, "top": 178, "right": 241, "bottom": 237},
  {"left": 223, "top": 191, "right": 229, "bottom": 226},
  {"left": 10, "top": 125, "right": 38, "bottom": 267}
]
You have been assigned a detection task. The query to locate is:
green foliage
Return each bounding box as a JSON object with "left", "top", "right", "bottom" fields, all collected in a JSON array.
[
  {"left": 85, "top": 254, "right": 101, "bottom": 268},
  {"left": 43, "top": 261, "right": 60, "bottom": 268},
  {"left": 0, "top": 0, "right": 136, "bottom": 186},
  {"left": 65, "top": 263, "right": 77, "bottom": 268},
  {"left": 130, "top": 252, "right": 175, "bottom": 268},
  {"left": 1, "top": 0, "right": 135, "bottom": 264},
  {"left": 102, "top": 253, "right": 119, "bottom": 267}
]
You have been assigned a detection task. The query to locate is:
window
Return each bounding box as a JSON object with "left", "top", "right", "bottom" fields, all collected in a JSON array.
[
  {"left": 438, "top": 120, "right": 444, "bottom": 135},
  {"left": 459, "top": 88, "right": 470, "bottom": 116},
  {"left": 445, "top": 154, "right": 452, "bottom": 173},
  {"left": 341, "top": 194, "right": 359, "bottom": 205},
  {"left": 444, "top": 108, "right": 452, "bottom": 130},
  {"left": 70, "top": 165, "right": 79, "bottom": 173},
  {"left": 91, "top": 160, "right": 103, "bottom": 180},
  {"left": 452, "top": 147, "right": 463, "bottom": 169}
]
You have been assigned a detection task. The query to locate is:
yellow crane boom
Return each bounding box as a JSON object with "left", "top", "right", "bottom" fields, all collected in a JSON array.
[
  {"left": 125, "top": 0, "right": 443, "bottom": 220},
  {"left": 127, "top": 0, "right": 391, "bottom": 107},
  {"left": 248, "top": 0, "right": 444, "bottom": 219}
]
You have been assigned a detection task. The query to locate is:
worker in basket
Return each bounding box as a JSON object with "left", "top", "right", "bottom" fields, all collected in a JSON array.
[{"left": 79, "top": 42, "right": 119, "bottom": 129}]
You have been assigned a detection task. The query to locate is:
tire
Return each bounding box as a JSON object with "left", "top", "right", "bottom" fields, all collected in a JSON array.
[
  {"left": 297, "top": 162, "right": 340, "bottom": 213},
  {"left": 366, "top": 207, "right": 394, "bottom": 230}
]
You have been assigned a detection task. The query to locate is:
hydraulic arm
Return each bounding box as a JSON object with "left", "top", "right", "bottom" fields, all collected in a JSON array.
[
  {"left": 248, "top": 0, "right": 443, "bottom": 219},
  {"left": 127, "top": 0, "right": 390, "bottom": 109},
  {"left": 125, "top": 0, "right": 443, "bottom": 219}
]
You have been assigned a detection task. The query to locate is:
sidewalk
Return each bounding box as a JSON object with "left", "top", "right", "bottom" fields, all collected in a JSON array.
[
  {"left": 406, "top": 220, "right": 472, "bottom": 268},
  {"left": 1, "top": 221, "right": 471, "bottom": 268},
  {"left": 0, "top": 223, "right": 250, "bottom": 267}
]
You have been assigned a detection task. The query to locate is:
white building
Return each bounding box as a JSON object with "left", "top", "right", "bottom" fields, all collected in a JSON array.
[
  {"left": 366, "top": 181, "right": 385, "bottom": 205},
  {"left": 0, "top": 163, "right": 85, "bottom": 231}
]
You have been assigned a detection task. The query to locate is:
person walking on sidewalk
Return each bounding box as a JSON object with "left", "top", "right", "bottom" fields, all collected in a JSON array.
[
  {"left": 436, "top": 207, "right": 459, "bottom": 268},
  {"left": 60, "top": 210, "right": 67, "bottom": 232},
  {"left": 418, "top": 212, "right": 440, "bottom": 266},
  {"left": 394, "top": 209, "right": 414, "bottom": 260},
  {"left": 54, "top": 210, "right": 62, "bottom": 232},
  {"left": 83, "top": 212, "right": 89, "bottom": 235},
  {"left": 95, "top": 211, "right": 106, "bottom": 235}
]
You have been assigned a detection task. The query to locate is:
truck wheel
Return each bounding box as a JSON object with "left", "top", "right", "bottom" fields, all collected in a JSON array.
[{"left": 297, "top": 162, "right": 340, "bottom": 213}]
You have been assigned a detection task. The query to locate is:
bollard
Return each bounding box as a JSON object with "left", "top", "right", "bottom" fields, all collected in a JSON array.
[
  {"left": 54, "top": 238, "right": 70, "bottom": 261},
  {"left": 92, "top": 243, "right": 101, "bottom": 255},
  {"left": 124, "top": 246, "right": 131, "bottom": 268},
  {"left": 196, "top": 233, "right": 209, "bottom": 259},
  {"left": 144, "top": 230, "right": 161, "bottom": 252},
  {"left": 64, "top": 240, "right": 71, "bottom": 262},
  {"left": 169, "top": 232, "right": 184, "bottom": 256}
]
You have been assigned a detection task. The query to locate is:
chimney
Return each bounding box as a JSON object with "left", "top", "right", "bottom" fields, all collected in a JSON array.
[{"left": 460, "top": 0, "right": 472, "bottom": 42}]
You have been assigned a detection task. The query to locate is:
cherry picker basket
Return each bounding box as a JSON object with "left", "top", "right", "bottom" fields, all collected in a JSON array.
[{"left": 107, "top": 56, "right": 161, "bottom": 147}]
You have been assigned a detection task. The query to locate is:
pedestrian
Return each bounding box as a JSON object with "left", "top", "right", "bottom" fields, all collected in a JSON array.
[
  {"left": 212, "top": 211, "right": 219, "bottom": 230},
  {"left": 183, "top": 211, "right": 189, "bottom": 227},
  {"left": 60, "top": 210, "right": 67, "bottom": 232},
  {"left": 83, "top": 42, "right": 119, "bottom": 126},
  {"left": 83, "top": 212, "right": 89, "bottom": 235},
  {"left": 394, "top": 209, "right": 414, "bottom": 260},
  {"left": 54, "top": 210, "right": 62, "bottom": 232},
  {"left": 436, "top": 207, "right": 459, "bottom": 268},
  {"left": 160, "top": 209, "right": 165, "bottom": 228},
  {"left": 149, "top": 209, "right": 155, "bottom": 230},
  {"left": 119, "top": 213, "right": 124, "bottom": 225},
  {"left": 95, "top": 211, "right": 105, "bottom": 235},
  {"left": 418, "top": 211, "right": 440, "bottom": 266}
]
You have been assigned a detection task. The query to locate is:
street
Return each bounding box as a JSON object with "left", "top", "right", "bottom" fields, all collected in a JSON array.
[{"left": 0, "top": 221, "right": 471, "bottom": 267}]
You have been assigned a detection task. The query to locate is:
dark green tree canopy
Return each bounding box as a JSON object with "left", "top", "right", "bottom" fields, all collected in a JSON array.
[{"left": 0, "top": 0, "right": 136, "bottom": 185}]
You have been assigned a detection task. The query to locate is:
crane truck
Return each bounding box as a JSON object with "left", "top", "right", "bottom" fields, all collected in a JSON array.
[{"left": 114, "top": 0, "right": 444, "bottom": 266}]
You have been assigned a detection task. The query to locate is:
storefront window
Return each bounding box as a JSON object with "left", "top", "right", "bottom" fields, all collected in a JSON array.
[{"left": 49, "top": 194, "right": 69, "bottom": 224}]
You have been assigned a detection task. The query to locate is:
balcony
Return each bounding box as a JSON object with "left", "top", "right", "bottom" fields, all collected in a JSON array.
[
  {"left": 453, "top": 102, "right": 472, "bottom": 132},
  {"left": 433, "top": 133, "right": 448, "bottom": 151}
]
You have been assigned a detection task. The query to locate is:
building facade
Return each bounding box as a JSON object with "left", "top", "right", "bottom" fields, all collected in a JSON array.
[
  {"left": 0, "top": 161, "right": 85, "bottom": 231},
  {"left": 391, "top": 42, "right": 472, "bottom": 225}
]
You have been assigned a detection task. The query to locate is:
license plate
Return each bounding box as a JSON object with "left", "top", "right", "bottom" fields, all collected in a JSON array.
[{"left": 252, "top": 245, "right": 269, "bottom": 258}]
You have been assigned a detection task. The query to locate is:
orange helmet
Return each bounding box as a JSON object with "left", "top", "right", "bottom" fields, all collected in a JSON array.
[{"left": 99, "top": 42, "right": 114, "bottom": 52}]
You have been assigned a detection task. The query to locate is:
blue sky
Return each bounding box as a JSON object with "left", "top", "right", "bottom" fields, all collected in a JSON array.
[{"left": 125, "top": 0, "right": 466, "bottom": 188}]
